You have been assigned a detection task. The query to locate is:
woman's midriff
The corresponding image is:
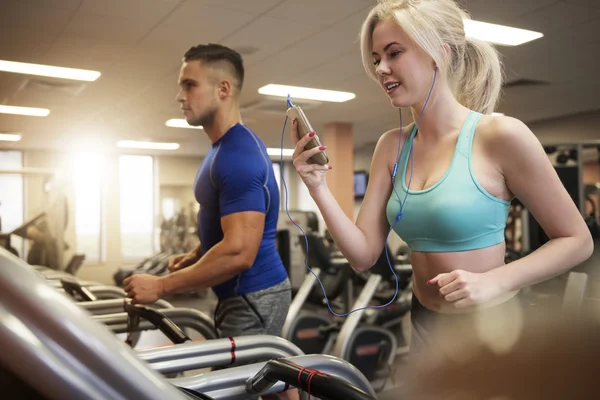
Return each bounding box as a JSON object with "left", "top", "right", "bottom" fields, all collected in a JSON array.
[{"left": 411, "top": 241, "right": 519, "bottom": 314}]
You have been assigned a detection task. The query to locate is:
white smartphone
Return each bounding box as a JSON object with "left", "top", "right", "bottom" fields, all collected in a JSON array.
[{"left": 286, "top": 105, "right": 329, "bottom": 166}]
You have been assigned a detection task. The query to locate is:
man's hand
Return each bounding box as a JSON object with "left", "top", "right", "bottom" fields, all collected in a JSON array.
[
  {"left": 168, "top": 252, "right": 197, "bottom": 273},
  {"left": 123, "top": 274, "right": 165, "bottom": 304},
  {"left": 428, "top": 269, "right": 504, "bottom": 309}
]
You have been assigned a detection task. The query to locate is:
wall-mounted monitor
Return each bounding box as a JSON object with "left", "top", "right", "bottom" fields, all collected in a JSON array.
[{"left": 354, "top": 170, "right": 368, "bottom": 199}]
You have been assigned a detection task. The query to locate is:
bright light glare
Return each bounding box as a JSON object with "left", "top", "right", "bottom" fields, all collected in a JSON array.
[
  {"left": 165, "top": 119, "right": 203, "bottom": 130},
  {"left": 0, "top": 133, "right": 21, "bottom": 141},
  {"left": 0, "top": 60, "right": 101, "bottom": 81},
  {"left": 0, "top": 105, "right": 50, "bottom": 117},
  {"left": 258, "top": 84, "right": 356, "bottom": 102},
  {"left": 464, "top": 19, "right": 543, "bottom": 46},
  {"left": 117, "top": 141, "right": 180, "bottom": 150}
]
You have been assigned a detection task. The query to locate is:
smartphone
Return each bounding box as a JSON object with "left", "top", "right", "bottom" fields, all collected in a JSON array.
[{"left": 286, "top": 105, "right": 329, "bottom": 165}]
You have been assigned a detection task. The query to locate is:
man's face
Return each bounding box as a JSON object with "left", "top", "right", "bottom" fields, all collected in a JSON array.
[{"left": 175, "top": 61, "right": 218, "bottom": 127}]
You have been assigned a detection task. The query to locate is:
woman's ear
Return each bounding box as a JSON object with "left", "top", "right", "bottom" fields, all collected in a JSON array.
[{"left": 442, "top": 43, "right": 452, "bottom": 64}]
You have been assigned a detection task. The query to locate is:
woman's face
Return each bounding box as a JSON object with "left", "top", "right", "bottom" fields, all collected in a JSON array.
[{"left": 371, "top": 18, "right": 437, "bottom": 108}]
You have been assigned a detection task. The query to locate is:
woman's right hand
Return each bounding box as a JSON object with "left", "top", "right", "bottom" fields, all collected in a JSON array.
[{"left": 291, "top": 118, "right": 332, "bottom": 190}]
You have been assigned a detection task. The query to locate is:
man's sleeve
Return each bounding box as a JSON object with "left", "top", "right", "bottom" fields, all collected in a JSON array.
[{"left": 214, "top": 154, "right": 268, "bottom": 217}]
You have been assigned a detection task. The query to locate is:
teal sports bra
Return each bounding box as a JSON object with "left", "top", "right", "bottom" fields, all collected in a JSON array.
[{"left": 386, "top": 111, "right": 511, "bottom": 253}]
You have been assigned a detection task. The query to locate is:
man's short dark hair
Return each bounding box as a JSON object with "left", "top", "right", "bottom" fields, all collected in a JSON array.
[{"left": 184, "top": 44, "right": 244, "bottom": 93}]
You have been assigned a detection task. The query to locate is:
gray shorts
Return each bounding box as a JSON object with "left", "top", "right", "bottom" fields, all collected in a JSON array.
[{"left": 213, "top": 278, "right": 292, "bottom": 338}]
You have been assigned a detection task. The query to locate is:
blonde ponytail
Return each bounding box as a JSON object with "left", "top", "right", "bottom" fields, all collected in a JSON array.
[{"left": 457, "top": 36, "right": 504, "bottom": 114}]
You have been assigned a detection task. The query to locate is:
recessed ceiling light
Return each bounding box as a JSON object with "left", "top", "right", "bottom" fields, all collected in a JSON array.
[
  {"left": 165, "top": 119, "right": 203, "bottom": 129},
  {"left": 258, "top": 84, "right": 356, "bottom": 103},
  {"left": 117, "top": 140, "right": 180, "bottom": 150},
  {"left": 0, "top": 105, "right": 50, "bottom": 117},
  {"left": 0, "top": 60, "right": 101, "bottom": 81},
  {"left": 492, "top": 112, "right": 505, "bottom": 116},
  {"left": 0, "top": 133, "right": 21, "bottom": 142},
  {"left": 464, "top": 19, "right": 543, "bottom": 46},
  {"left": 233, "top": 45, "right": 260, "bottom": 55}
]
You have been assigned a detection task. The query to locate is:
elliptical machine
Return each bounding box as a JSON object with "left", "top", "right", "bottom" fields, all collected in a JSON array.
[{"left": 283, "top": 232, "right": 412, "bottom": 391}]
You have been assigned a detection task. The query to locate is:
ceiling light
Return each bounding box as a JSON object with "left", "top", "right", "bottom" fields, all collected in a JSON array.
[
  {"left": 464, "top": 19, "right": 543, "bottom": 46},
  {"left": 0, "top": 60, "right": 101, "bottom": 81},
  {"left": 492, "top": 112, "right": 505, "bottom": 116},
  {"left": 117, "top": 140, "right": 180, "bottom": 150},
  {"left": 258, "top": 84, "right": 356, "bottom": 103},
  {"left": 267, "top": 148, "right": 294, "bottom": 157},
  {"left": 0, "top": 133, "right": 21, "bottom": 142},
  {"left": 0, "top": 105, "right": 50, "bottom": 117},
  {"left": 165, "top": 119, "right": 203, "bottom": 129}
]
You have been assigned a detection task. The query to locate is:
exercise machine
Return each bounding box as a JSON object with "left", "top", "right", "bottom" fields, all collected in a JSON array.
[
  {"left": 283, "top": 232, "right": 412, "bottom": 391},
  {"left": 0, "top": 247, "right": 376, "bottom": 400}
]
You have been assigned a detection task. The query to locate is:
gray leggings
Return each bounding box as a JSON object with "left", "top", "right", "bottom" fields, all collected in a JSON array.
[{"left": 214, "top": 278, "right": 292, "bottom": 338}]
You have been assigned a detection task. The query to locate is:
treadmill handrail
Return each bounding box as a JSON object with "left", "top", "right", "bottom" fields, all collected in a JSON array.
[
  {"left": 94, "top": 307, "right": 219, "bottom": 340},
  {"left": 171, "top": 354, "right": 376, "bottom": 398},
  {"left": 60, "top": 276, "right": 98, "bottom": 301},
  {"left": 125, "top": 304, "right": 190, "bottom": 344},
  {"left": 77, "top": 298, "right": 174, "bottom": 315},
  {"left": 246, "top": 359, "right": 376, "bottom": 400},
  {"left": 0, "top": 247, "right": 190, "bottom": 400},
  {"left": 138, "top": 335, "right": 303, "bottom": 373}
]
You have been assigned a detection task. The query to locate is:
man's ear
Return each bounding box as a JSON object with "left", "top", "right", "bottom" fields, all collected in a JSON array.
[{"left": 218, "top": 80, "right": 232, "bottom": 99}]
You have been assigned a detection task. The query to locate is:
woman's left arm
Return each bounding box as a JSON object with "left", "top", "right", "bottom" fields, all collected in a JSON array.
[{"left": 485, "top": 116, "right": 594, "bottom": 292}]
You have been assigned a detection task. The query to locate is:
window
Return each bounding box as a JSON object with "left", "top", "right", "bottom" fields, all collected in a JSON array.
[
  {"left": 272, "top": 161, "right": 283, "bottom": 210},
  {"left": 119, "top": 155, "right": 155, "bottom": 260},
  {"left": 272, "top": 162, "right": 281, "bottom": 191},
  {"left": 0, "top": 151, "right": 24, "bottom": 256},
  {"left": 72, "top": 153, "right": 105, "bottom": 264}
]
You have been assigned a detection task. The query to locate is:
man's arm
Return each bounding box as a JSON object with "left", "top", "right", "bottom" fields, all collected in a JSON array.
[{"left": 160, "top": 211, "right": 265, "bottom": 295}]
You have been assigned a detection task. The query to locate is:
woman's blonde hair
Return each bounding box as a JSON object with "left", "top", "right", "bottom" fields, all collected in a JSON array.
[{"left": 360, "top": 0, "right": 503, "bottom": 114}]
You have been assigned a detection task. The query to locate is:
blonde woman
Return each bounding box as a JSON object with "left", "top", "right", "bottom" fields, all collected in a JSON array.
[{"left": 290, "top": 0, "right": 593, "bottom": 362}]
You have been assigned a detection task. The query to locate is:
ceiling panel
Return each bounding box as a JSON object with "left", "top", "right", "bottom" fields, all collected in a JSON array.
[
  {"left": 187, "top": 0, "right": 284, "bottom": 15},
  {"left": 265, "top": 0, "right": 372, "bottom": 28},
  {"left": 557, "top": 16, "right": 600, "bottom": 44},
  {"left": 250, "top": 9, "right": 372, "bottom": 86},
  {"left": 0, "top": 29, "right": 56, "bottom": 63},
  {"left": 40, "top": 37, "right": 131, "bottom": 73},
  {"left": 78, "top": 0, "right": 182, "bottom": 21},
  {"left": 287, "top": 48, "right": 367, "bottom": 89},
  {"left": 466, "top": 0, "right": 559, "bottom": 25},
  {"left": 221, "top": 15, "right": 317, "bottom": 67},
  {"left": 510, "top": 1, "right": 600, "bottom": 34},
  {"left": 16, "top": 0, "right": 83, "bottom": 11},
  {"left": 0, "top": 2, "right": 75, "bottom": 46},
  {"left": 564, "top": 0, "right": 600, "bottom": 9},
  {"left": 1, "top": 0, "right": 600, "bottom": 156},
  {"left": 137, "top": 3, "right": 257, "bottom": 50},
  {"left": 61, "top": 11, "right": 154, "bottom": 46}
]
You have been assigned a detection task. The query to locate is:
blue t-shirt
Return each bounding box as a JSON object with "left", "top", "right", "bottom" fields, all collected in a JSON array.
[{"left": 193, "top": 122, "right": 287, "bottom": 299}]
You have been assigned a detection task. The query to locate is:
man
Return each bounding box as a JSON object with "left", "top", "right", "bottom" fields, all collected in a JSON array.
[{"left": 123, "top": 43, "right": 292, "bottom": 342}]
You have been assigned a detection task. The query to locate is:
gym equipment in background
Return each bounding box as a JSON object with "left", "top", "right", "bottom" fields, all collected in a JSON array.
[
  {"left": 283, "top": 233, "right": 412, "bottom": 392},
  {"left": 277, "top": 210, "right": 322, "bottom": 291},
  {"left": 0, "top": 167, "right": 77, "bottom": 271}
]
